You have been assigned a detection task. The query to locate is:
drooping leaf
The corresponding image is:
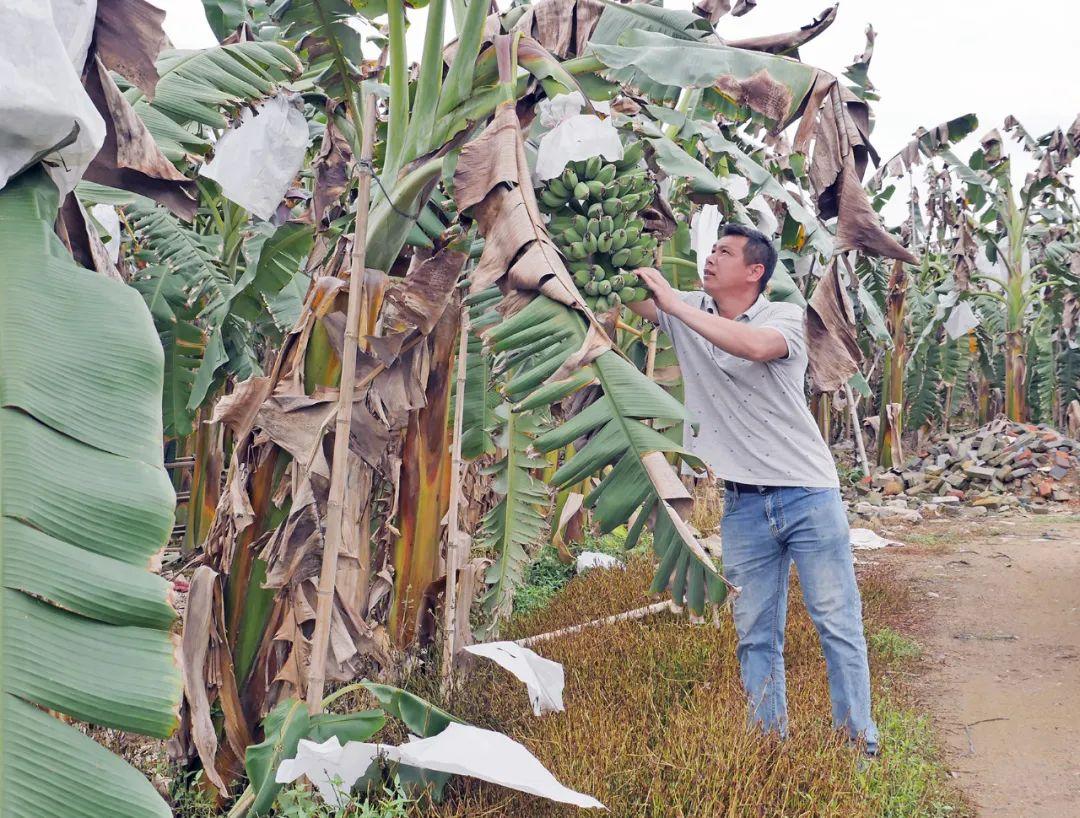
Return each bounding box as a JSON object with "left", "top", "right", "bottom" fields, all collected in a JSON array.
[{"left": 0, "top": 170, "right": 180, "bottom": 817}]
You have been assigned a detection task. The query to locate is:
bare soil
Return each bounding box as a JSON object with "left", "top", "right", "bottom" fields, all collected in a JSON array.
[{"left": 868, "top": 513, "right": 1080, "bottom": 817}]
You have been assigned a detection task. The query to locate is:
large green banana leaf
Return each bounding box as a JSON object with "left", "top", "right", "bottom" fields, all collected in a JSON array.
[
  {"left": 0, "top": 171, "right": 181, "bottom": 817},
  {"left": 486, "top": 297, "right": 729, "bottom": 613}
]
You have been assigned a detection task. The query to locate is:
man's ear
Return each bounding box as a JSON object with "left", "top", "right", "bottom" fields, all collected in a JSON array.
[{"left": 747, "top": 263, "right": 765, "bottom": 284}]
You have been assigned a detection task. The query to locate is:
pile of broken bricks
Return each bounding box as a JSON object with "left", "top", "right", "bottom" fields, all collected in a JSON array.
[{"left": 849, "top": 418, "right": 1079, "bottom": 522}]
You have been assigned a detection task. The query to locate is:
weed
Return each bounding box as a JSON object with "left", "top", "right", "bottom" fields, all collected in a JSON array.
[
  {"left": 860, "top": 701, "right": 961, "bottom": 818},
  {"left": 869, "top": 627, "right": 923, "bottom": 662},
  {"left": 274, "top": 777, "right": 415, "bottom": 818}
]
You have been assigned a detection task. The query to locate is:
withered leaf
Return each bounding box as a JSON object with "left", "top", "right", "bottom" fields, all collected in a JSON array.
[
  {"left": 94, "top": 0, "right": 168, "bottom": 98},
  {"left": 805, "top": 260, "right": 862, "bottom": 392}
]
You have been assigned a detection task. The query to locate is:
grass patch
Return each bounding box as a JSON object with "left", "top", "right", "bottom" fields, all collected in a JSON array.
[
  {"left": 869, "top": 627, "right": 923, "bottom": 663},
  {"left": 414, "top": 560, "right": 969, "bottom": 817},
  {"left": 859, "top": 702, "right": 963, "bottom": 818},
  {"left": 512, "top": 527, "right": 650, "bottom": 617}
]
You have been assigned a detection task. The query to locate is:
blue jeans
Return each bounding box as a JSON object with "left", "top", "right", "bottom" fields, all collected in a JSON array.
[{"left": 721, "top": 484, "right": 878, "bottom": 753}]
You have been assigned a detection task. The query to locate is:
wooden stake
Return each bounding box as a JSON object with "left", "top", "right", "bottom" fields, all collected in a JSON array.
[
  {"left": 440, "top": 305, "right": 470, "bottom": 693},
  {"left": 844, "top": 382, "right": 870, "bottom": 476},
  {"left": 306, "top": 93, "right": 378, "bottom": 715},
  {"left": 516, "top": 601, "right": 675, "bottom": 648}
]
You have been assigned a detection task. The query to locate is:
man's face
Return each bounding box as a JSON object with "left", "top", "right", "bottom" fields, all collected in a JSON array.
[{"left": 702, "top": 235, "right": 762, "bottom": 301}]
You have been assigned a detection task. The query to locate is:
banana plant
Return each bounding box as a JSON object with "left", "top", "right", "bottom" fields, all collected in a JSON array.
[{"left": 0, "top": 170, "right": 181, "bottom": 816}]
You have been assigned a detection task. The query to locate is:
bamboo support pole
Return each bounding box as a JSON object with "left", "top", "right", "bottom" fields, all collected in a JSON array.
[
  {"left": 516, "top": 601, "right": 676, "bottom": 648},
  {"left": 844, "top": 382, "right": 870, "bottom": 476},
  {"left": 305, "top": 93, "right": 378, "bottom": 716},
  {"left": 440, "top": 306, "right": 470, "bottom": 693}
]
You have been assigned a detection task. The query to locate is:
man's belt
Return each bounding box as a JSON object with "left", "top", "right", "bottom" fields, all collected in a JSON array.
[{"left": 723, "top": 480, "right": 771, "bottom": 495}]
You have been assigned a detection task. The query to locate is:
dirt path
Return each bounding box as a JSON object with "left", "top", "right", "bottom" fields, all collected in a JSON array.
[{"left": 872, "top": 513, "right": 1080, "bottom": 817}]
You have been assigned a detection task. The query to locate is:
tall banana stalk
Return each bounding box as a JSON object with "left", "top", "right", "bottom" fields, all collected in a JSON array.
[{"left": 305, "top": 92, "right": 378, "bottom": 713}]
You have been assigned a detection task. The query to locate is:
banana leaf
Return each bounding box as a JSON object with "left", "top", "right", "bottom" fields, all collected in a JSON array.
[{"left": 0, "top": 170, "right": 181, "bottom": 817}]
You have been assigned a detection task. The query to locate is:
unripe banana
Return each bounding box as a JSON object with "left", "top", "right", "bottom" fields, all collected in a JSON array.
[
  {"left": 562, "top": 228, "right": 583, "bottom": 245},
  {"left": 573, "top": 182, "right": 590, "bottom": 200},
  {"left": 614, "top": 141, "right": 644, "bottom": 171},
  {"left": 584, "top": 280, "right": 599, "bottom": 296},
  {"left": 611, "top": 248, "right": 631, "bottom": 268},
  {"left": 600, "top": 216, "right": 614, "bottom": 234},
  {"left": 573, "top": 269, "right": 591, "bottom": 287},
  {"left": 573, "top": 214, "right": 588, "bottom": 234},
  {"left": 583, "top": 232, "right": 597, "bottom": 254},
  {"left": 618, "top": 286, "right": 637, "bottom": 303},
  {"left": 586, "top": 180, "right": 606, "bottom": 200},
  {"left": 586, "top": 218, "right": 600, "bottom": 237},
  {"left": 608, "top": 291, "right": 622, "bottom": 308},
  {"left": 547, "top": 178, "right": 569, "bottom": 198},
  {"left": 597, "top": 233, "right": 613, "bottom": 253},
  {"left": 587, "top": 202, "right": 604, "bottom": 219},
  {"left": 568, "top": 241, "right": 587, "bottom": 260},
  {"left": 562, "top": 168, "right": 579, "bottom": 189},
  {"left": 541, "top": 189, "right": 567, "bottom": 207},
  {"left": 610, "top": 229, "right": 628, "bottom": 252},
  {"left": 609, "top": 274, "right": 625, "bottom": 290},
  {"left": 591, "top": 264, "right": 606, "bottom": 281},
  {"left": 584, "top": 156, "right": 602, "bottom": 179},
  {"left": 597, "top": 164, "right": 617, "bottom": 185},
  {"left": 597, "top": 280, "right": 612, "bottom": 296},
  {"left": 602, "top": 198, "right": 622, "bottom": 216}
]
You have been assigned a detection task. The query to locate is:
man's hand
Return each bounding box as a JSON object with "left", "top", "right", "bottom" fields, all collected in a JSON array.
[{"left": 635, "top": 267, "right": 680, "bottom": 314}]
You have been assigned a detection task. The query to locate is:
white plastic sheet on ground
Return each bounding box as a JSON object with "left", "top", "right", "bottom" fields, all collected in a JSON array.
[
  {"left": 276, "top": 737, "right": 398, "bottom": 805},
  {"left": 399, "top": 724, "right": 605, "bottom": 809},
  {"left": 944, "top": 300, "right": 980, "bottom": 340},
  {"left": 464, "top": 641, "right": 565, "bottom": 715},
  {"left": 199, "top": 93, "right": 309, "bottom": 220},
  {"left": 275, "top": 725, "right": 605, "bottom": 810},
  {"left": 534, "top": 92, "right": 622, "bottom": 181},
  {"left": 850, "top": 528, "right": 904, "bottom": 550},
  {"left": 575, "top": 551, "right": 625, "bottom": 574},
  {"left": 690, "top": 204, "right": 722, "bottom": 280},
  {"left": 0, "top": 0, "right": 106, "bottom": 194}
]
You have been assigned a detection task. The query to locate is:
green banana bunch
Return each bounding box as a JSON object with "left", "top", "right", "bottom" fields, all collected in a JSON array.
[{"left": 536, "top": 138, "right": 660, "bottom": 313}]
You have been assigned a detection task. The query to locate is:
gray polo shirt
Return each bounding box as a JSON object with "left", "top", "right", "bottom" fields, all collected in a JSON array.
[{"left": 657, "top": 291, "right": 839, "bottom": 488}]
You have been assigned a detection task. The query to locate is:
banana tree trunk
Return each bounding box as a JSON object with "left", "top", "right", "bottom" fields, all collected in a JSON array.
[
  {"left": 183, "top": 407, "right": 223, "bottom": 555},
  {"left": 389, "top": 306, "right": 459, "bottom": 646},
  {"left": 878, "top": 260, "right": 907, "bottom": 467}
]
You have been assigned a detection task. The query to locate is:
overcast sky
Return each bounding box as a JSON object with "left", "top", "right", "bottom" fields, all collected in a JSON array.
[{"left": 153, "top": 0, "right": 1080, "bottom": 222}]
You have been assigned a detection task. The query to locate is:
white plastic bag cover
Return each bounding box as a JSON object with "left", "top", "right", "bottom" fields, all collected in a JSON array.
[
  {"left": 200, "top": 93, "right": 309, "bottom": 220},
  {"left": 535, "top": 92, "right": 623, "bottom": 182},
  {"left": 464, "top": 641, "right": 565, "bottom": 715},
  {"left": 944, "top": 300, "right": 980, "bottom": 340},
  {"left": 0, "top": 0, "right": 106, "bottom": 194},
  {"left": 91, "top": 203, "right": 121, "bottom": 263},
  {"left": 276, "top": 737, "right": 400, "bottom": 805},
  {"left": 690, "top": 204, "right": 722, "bottom": 280},
  {"left": 575, "top": 551, "right": 625, "bottom": 574},
  {"left": 398, "top": 723, "right": 605, "bottom": 809},
  {"left": 747, "top": 194, "right": 779, "bottom": 237}
]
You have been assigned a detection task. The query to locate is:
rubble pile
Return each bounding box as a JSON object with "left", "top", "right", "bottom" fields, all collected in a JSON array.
[{"left": 852, "top": 419, "right": 1079, "bottom": 520}]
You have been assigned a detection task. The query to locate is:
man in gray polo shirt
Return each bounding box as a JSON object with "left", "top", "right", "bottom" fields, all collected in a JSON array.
[{"left": 629, "top": 224, "right": 878, "bottom": 755}]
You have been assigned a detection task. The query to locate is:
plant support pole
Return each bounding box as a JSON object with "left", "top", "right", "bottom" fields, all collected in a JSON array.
[
  {"left": 441, "top": 306, "right": 471, "bottom": 692},
  {"left": 844, "top": 382, "right": 870, "bottom": 475},
  {"left": 306, "top": 93, "right": 378, "bottom": 715}
]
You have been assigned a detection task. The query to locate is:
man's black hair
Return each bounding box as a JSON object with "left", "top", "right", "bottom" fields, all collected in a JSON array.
[{"left": 720, "top": 223, "right": 778, "bottom": 293}]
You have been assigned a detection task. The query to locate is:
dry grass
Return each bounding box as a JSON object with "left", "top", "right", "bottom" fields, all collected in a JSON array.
[{"left": 407, "top": 558, "right": 968, "bottom": 818}]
